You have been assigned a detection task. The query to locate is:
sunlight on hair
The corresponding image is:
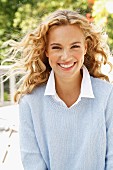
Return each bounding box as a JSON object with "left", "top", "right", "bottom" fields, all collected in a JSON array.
[{"left": 101, "top": 56, "right": 113, "bottom": 82}]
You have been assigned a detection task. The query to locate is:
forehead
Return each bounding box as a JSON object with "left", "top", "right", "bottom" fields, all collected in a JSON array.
[{"left": 47, "top": 24, "right": 85, "bottom": 42}]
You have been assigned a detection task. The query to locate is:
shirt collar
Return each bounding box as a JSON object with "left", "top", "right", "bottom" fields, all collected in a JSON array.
[
  {"left": 44, "top": 65, "right": 95, "bottom": 99},
  {"left": 80, "top": 65, "right": 94, "bottom": 98}
]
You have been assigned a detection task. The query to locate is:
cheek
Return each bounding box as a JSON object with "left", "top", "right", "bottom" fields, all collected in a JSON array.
[
  {"left": 73, "top": 51, "right": 85, "bottom": 60},
  {"left": 48, "top": 55, "right": 58, "bottom": 66},
  {"left": 47, "top": 51, "right": 59, "bottom": 61}
]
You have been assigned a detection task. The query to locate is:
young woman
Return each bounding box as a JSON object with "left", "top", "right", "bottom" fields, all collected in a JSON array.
[{"left": 3, "top": 10, "right": 113, "bottom": 170}]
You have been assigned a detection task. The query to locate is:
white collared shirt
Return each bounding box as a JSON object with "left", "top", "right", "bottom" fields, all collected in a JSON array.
[{"left": 44, "top": 65, "right": 95, "bottom": 108}]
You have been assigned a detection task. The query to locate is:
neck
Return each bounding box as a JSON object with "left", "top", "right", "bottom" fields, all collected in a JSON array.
[{"left": 55, "top": 71, "right": 82, "bottom": 107}]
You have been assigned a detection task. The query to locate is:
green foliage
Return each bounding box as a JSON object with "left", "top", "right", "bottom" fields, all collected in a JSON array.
[
  {"left": 13, "top": 0, "right": 90, "bottom": 34},
  {"left": 106, "top": 14, "right": 113, "bottom": 49},
  {"left": 92, "top": 0, "right": 113, "bottom": 50},
  {"left": 1, "top": 0, "right": 113, "bottom": 61},
  {"left": 4, "top": 91, "right": 9, "bottom": 101},
  {"left": 0, "top": 0, "right": 92, "bottom": 62}
]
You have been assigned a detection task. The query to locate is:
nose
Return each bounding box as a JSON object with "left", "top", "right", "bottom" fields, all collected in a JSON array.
[{"left": 61, "top": 49, "right": 69, "bottom": 61}]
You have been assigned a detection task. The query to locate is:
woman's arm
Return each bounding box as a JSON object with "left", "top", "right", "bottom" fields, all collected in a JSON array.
[
  {"left": 105, "top": 87, "right": 113, "bottom": 170},
  {"left": 19, "top": 97, "right": 47, "bottom": 170}
]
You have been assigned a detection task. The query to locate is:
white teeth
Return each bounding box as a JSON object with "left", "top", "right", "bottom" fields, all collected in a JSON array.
[{"left": 59, "top": 63, "right": 74, "bottom": 68}]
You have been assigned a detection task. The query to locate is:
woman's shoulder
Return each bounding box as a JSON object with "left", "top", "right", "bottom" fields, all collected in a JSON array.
[
  {"left": 20, "top": 84, "right": 46, "bottom": 103},
  {"left": 91, "top": 76, "right": 113, "bottom": 98},
  {"left": 91, "top": 76, "right": 113, "bottom": 88}
]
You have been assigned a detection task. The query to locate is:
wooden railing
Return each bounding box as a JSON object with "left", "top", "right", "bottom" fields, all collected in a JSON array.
[{"left": 0, "top": 65, "right": 16, "bottom": 106}]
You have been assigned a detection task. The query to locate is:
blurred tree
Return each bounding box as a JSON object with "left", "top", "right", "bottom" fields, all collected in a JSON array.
[
  {"left": 0, "top": 0, "right": 21, "bottom": 61},
  {"left": 92, "top": 0, "right": 113, "bottom": 50},
  {"left": 13, "top": 0, "right": 91, "bottom": 34},
  {"left": 0, "top": 0, "right": 92, "bottom": 62}
]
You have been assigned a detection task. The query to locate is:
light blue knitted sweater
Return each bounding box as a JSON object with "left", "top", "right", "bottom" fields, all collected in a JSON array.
[{"left": 19, "top": 76, "right": 113, "bottom": 170}]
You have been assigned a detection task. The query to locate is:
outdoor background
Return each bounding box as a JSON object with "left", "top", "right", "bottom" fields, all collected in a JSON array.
[{"left": 0, "top": 0, "right": 113, "bottom": 169}]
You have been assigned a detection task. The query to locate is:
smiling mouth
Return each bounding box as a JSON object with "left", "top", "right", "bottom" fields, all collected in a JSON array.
[{"left": 58, "top": 62, "right": 76, "bottom": 69}]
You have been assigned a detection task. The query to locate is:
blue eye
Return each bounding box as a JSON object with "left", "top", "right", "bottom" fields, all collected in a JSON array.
[
  {"left": 52, "top": 46, "right": 61, "bottom": 49},
  {"left": 71, "top": 45, "right": 80, "bottom": 49}
]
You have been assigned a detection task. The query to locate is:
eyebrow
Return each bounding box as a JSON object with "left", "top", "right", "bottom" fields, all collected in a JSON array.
[
  {"left": 50, "top": 42, "right": 81, "bottom": 46},
  {"left": 71, "top": 42, "right": 81, "bottom": 45},
  {"left": 50, "top": 43, "right": 61, "bottom": 46}
]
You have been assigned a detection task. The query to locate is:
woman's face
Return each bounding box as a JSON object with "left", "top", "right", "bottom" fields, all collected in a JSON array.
[{"left": 46, "top": 24, "right": 87, "bottom": 81}]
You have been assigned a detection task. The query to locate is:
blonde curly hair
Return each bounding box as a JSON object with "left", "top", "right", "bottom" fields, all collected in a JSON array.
[{"left": 2, "top": 9, "right": 112, "bottom": 102}]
